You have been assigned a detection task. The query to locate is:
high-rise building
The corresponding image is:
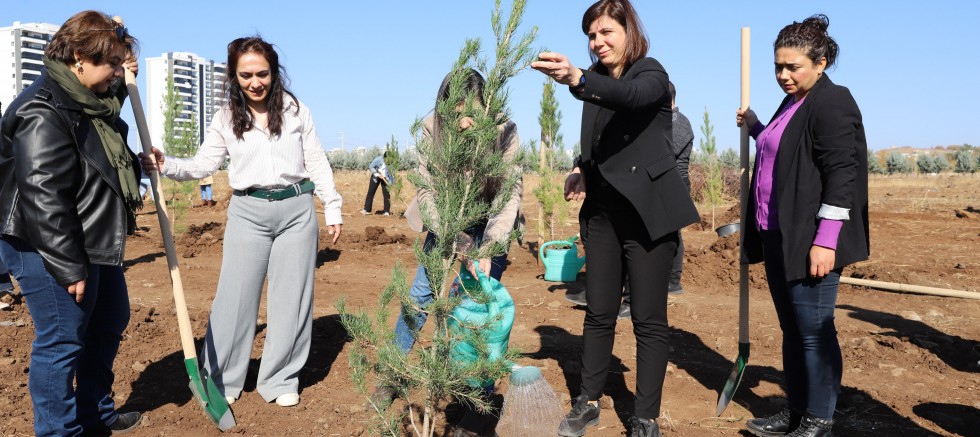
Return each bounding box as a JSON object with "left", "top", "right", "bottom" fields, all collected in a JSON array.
[
  {"left": 145, "top": 52, "right": 227, "bottom": 151},
  {"left": 0, "top": 21, "right": 60, "bottom": 108}
]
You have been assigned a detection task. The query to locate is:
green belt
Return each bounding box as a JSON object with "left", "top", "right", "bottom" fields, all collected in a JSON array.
[{"left": 235, "top": 179, "right": 315, "bottom": 201}]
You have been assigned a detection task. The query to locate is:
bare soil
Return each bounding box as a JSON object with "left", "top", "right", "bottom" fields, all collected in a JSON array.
[{"left": 1, "top": 172, "right": 978, "bottom": 436}]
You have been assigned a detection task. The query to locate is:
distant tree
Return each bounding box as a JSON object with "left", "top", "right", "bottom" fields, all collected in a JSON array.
[
  {"left": 916, "top": 154, "right": 936, "bottom": 174},
  {"left": 885, "top": 152, "right": 913, "bottom": 175},
  {"left": 699, "top": 108, "right": 723, "bottom": 229},
  {"left": 933, "top": 154, "right": 950, "bottom": 173},
  {"left": 515, "top": 140, "right": 538, "bottom": 172},
  {"left": 954, "top": 149, "right": 976, "bottom": 173},
  {"left": 400, "top": 148, "right": 420, "bottom": 170},
  {"left": 719, "top": 148, "right": 739, "bottom": 169},
  {"left": 868, "top": 150, "right": 886, "bottom": 174}
]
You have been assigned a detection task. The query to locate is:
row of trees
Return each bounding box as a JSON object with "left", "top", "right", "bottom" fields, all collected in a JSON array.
[
  {"left": 871, "top": 148, "right": 980, "bottom": 175},
  {"left": 327, "top": 141, "right": 577, "bottom": 173}
]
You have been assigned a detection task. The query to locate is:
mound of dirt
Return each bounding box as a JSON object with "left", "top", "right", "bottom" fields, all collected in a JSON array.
[
  {"left": 694, "top": 203, "right": 740, "bottom": 232},
  {"left": 177, "top": 221, "right": 224, "bottom": 258},
  {"left": 332, "top": 226, "right": 411, "bottom": 250}
]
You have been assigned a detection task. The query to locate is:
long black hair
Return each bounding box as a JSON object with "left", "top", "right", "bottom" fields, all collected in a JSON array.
[
  {"left": 431, "top": 68, "right": 486, "bottom": 150},
  {"left": 225, "top": 36, "right": 298, "bottom": 140}
]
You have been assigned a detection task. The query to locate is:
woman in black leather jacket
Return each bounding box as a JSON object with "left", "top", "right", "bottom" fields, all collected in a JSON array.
[{"left": 0, "top": 11, "right": 144, "bottom": 436}]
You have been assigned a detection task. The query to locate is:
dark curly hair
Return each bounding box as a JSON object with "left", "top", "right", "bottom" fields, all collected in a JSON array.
[
  {"left": 774, "top": 14, "right": 839, "bottom": 69},
  {"left": 225, "top": 36, "right": 298, "bottom": 140}
]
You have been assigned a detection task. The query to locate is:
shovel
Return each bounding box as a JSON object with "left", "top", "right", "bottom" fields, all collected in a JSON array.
[
  {"left": 717, "top": 27, "right": 751, "bottom": 416},
  {"left": 119, "top": 28, "right": 235, "bottom": 430}
]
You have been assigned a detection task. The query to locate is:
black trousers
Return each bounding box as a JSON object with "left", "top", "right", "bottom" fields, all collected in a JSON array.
[
  {"left": 669, "top": 231, "right": 684, "bottom": 285},
  {"left": 579, "top": 203, "right": 677, "bottom": 419},
  {"left": 362, "top": 175, "right": 390, "bottom": 213}
]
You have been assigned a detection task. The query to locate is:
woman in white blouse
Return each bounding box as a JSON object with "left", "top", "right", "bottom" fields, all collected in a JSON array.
[{"left": 140, "top": 36, "right": 342, "bottom": 408}]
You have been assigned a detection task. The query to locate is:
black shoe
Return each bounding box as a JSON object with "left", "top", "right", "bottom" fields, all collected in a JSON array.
[
  {"left": 667, "top": 282, "right": 685, "bottom": 295},
  {"left": 565, "top": 290, "right": 587, "bottom": 306},
  {"left": 786, "top": 414, "right": 834, "bottom": 437},
  {"left": 108, "top": 412, "right": 142, "bottom": 434},
  {"left": 747, "top": 408, "right": 802, "bottom": 436},
  {"left": 558, "top": 394, "right": 599, "bottom": 437},
  {"left": 617, "top": 303, "right": 631, "bottom": 320},
  {"left": 629, "top": 416, "right": 661, "bottom": 437},
  {"left": 450, "top": 407, "right": 497, "bottom": 437}
]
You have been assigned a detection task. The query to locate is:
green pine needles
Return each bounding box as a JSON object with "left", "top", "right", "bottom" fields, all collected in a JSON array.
[
  {"left": 338, "top": 1, "right": 537, "bottom": 436},
  {"left": 533, "top": 79, "right": 570, "bottom": 242}
]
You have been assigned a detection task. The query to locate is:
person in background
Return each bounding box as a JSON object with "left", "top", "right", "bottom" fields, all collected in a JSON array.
[
  {"left": 141, "top": 36, "right": 343, "bottom": 409},
  {"left": 198, "top": 174, "right": 215, "bottom": 207},
  {"left": 667, "top": 81, "right": 694, "bottom": 295},
  {"left": 736, "top": 14, "right": 869, "bottom": 437},
  {"left": 359, "top": 152, "right": 392, "bottom": 216},
  {"left": 532, "top": 0, "right": 699, "bottom": 435},
  {"left": 0, "top": 10, "right": 144, "bottom": 435},
  {"left": 617, "top": 80, "right": 695, "bottom": 319}
]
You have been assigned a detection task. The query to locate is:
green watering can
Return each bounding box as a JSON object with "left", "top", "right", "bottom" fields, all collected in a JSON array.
[
  {"left": 539, "top": 236, "right": 586, "bottom": 282},
  {"left": 448, "top": 261, "right": 515, "bottom": 387}
]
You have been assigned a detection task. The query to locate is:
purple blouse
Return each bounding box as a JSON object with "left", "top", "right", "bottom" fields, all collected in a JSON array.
[{"left": 750, "top": 97, "right": 843, "bottom": 250}]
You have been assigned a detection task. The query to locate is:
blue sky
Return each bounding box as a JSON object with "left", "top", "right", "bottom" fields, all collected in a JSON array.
[{"left": 6, "top": 1, "right": 979, "bottom": 153}]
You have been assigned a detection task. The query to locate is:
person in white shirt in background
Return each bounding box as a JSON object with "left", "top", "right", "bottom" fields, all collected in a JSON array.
[
  {"left": 140, "top": 35, "right": 342, "bottom": 409},
  {"left": 360, "top": 152, "right": 392, "bottom": 216}
]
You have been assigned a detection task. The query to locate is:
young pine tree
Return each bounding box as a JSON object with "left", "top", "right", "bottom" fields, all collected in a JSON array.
[
  {"left": 161, "top": 72, "right": 200, "bottom": 233},
  {"left": 385, "top": 136, "right": 404, "bottom": 211},
  {"left": 700, "top": 108, "right": 723, "bottom": 229},
  {"left": 533, "top": 79, "right": 570, "bottom": 242},
  {"left": 338, "top": 1, "right": 537, "bottom": 436}
]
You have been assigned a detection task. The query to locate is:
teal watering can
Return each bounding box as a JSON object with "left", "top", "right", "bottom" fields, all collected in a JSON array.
[
  {"left": 539, "top": 236, "right": 586, "bottom": 282},
  {"left": 448, "top": 261, "right": 515, "bottom": 387}
]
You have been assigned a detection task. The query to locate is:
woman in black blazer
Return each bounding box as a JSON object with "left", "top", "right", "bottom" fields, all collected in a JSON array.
[
  {"left": 532, "top": 1, "right": 698, "bottom": 436},
  {"left": 736, "top": 15, "right": 869, "bottom": 437}
]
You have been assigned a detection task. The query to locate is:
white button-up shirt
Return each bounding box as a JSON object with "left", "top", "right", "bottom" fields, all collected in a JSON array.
[{"left": 161, "top": 99, "right": 343, "bottom": 225}]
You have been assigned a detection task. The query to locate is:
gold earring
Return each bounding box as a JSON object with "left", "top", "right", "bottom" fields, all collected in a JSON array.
[{"left": 74, "top": 61, "right": 83, "bottom": 73}]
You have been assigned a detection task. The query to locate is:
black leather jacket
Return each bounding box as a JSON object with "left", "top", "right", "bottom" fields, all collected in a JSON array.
[{"left": 0, "top": 73, "right": 139, "bottom": 285}]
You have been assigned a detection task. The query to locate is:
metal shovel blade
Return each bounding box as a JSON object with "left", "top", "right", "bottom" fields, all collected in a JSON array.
[
  {"left": 715, "top": 341, "right": 750, "bottom": 415},
  {"left": 185, "top": 358, "right": 235, "bottom": 431}
]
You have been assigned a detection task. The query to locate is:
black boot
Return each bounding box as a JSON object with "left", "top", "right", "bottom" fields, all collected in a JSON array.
[
  {"left": 786, "top": 414, "right": 834, "bottom": 437},
  {"left": 746, "top": 407, "right": 802, "bottom": 436}
]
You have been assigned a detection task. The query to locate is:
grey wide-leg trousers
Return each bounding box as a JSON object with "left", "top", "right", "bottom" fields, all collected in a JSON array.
[{"left": 200, "top": 192, "right": 319, "bottom": 402}]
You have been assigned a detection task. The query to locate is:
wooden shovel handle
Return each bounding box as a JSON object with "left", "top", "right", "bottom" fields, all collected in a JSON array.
[
  {"left": 738, "top": 28, "right": 750, "bottom": 343},
  {"left": 123, "top": 68, "right": 198, "bottom": 360}
]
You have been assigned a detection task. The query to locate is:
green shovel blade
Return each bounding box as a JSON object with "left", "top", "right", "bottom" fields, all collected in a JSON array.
[
  {"left": 185, "top": 358, "right": 236, "bottom": 431},
  {"left": 716, "top": 341, "right": 750, "bottom": 416}
]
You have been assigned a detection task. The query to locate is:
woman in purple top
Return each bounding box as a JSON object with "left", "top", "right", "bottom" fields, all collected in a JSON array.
[{"left": 736, "top": 15, "right": 869, "bottom": 437}]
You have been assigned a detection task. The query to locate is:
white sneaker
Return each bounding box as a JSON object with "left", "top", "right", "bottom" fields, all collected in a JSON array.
[
  {"left": 359, "top": 209, "right": 370, "bottom": 215},
  {"left": 275, "top": 393, "right": 299, "bottom": 407},
  {"left": 224, "top": 396, "right": 236, "bottom": 405},
  {"left": 382, "top": 212, "right": 391, "bottom": 216}
]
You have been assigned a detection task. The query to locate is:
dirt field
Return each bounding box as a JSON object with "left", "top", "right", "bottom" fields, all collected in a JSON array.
[{"left": 1, "top": 171, "right": 978, "bottom": 436}]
